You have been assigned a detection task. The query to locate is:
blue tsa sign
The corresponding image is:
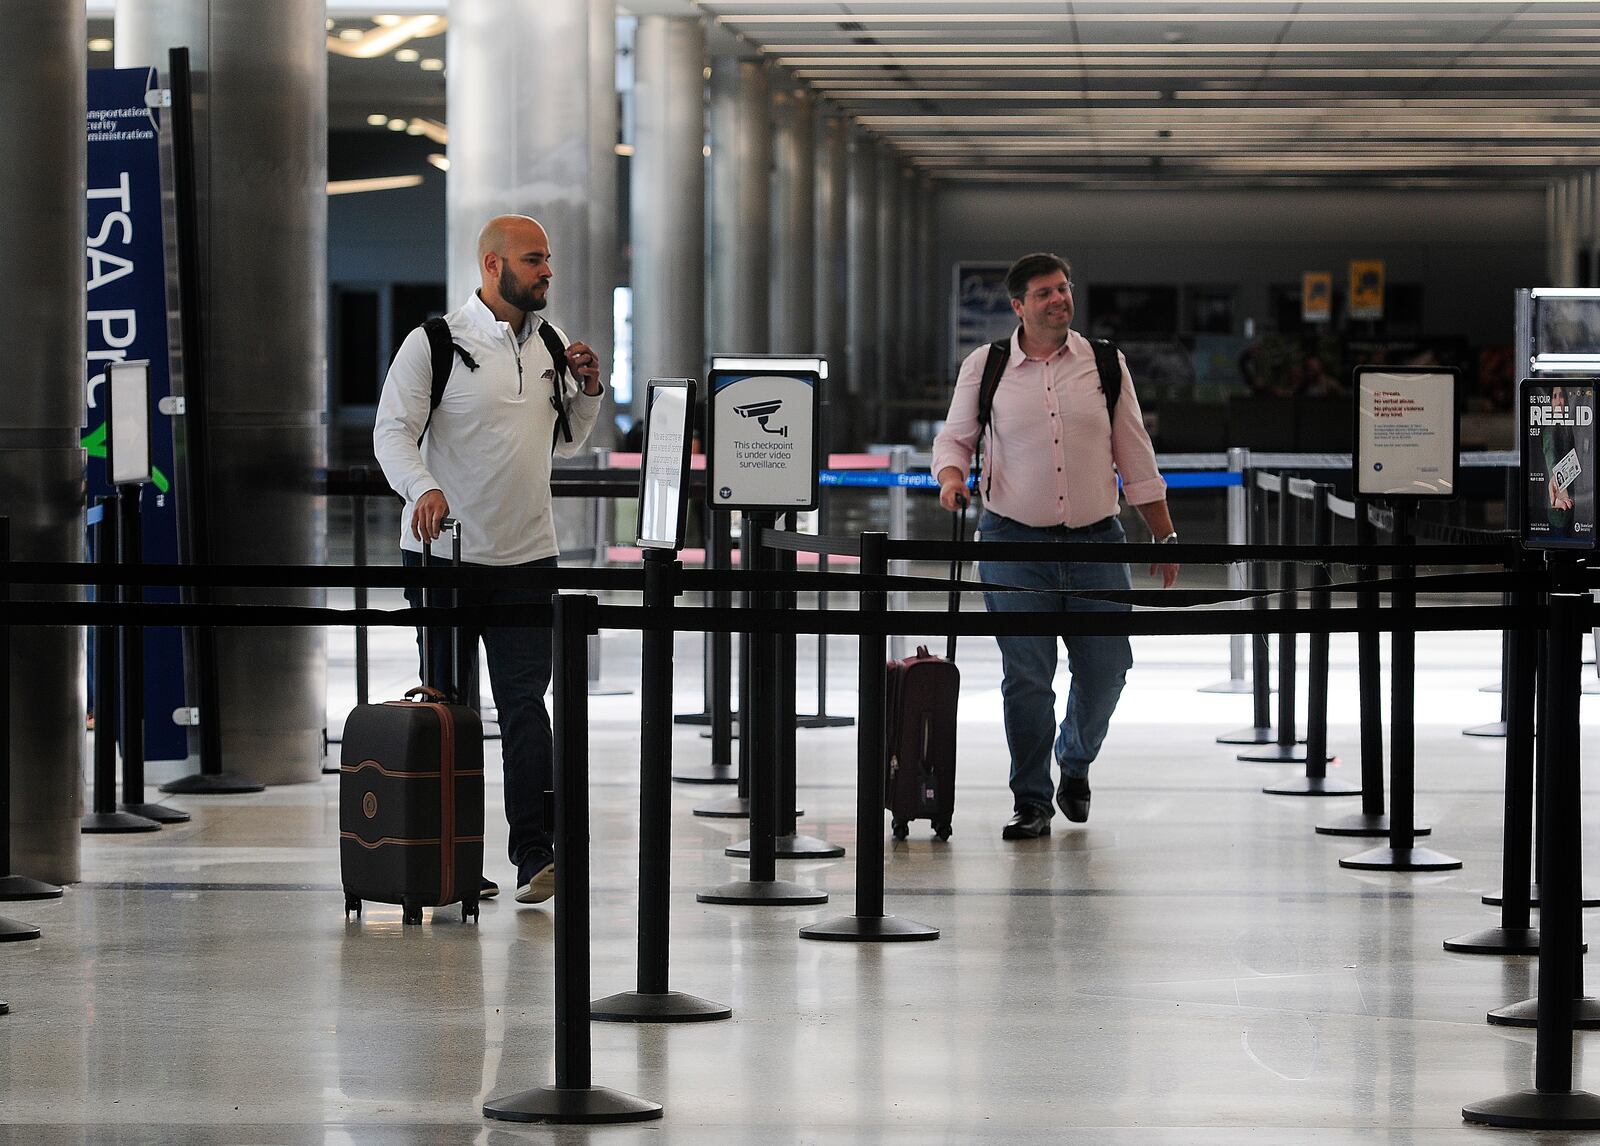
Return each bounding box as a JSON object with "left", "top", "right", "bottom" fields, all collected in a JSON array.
[{"left": 706, "top": 366, "right": 820, "bottom": 511}]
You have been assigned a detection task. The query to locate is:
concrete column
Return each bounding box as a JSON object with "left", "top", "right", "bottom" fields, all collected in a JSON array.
[
  {"left": 707, "top": 57, "right": 770, "bottom": 356},
  {"left": 915, "top": 175, "right": 937, "bottom": 380},
  {"left": 896, "top": 166, "right": 917, "bottom": 388},
  {"left": 770, "top": 78, "right": 815, "bottom": 354},
  {"left": 0, "top": 2, "right": 85, "bottom": 882},
  {"left": 632, "top": 14, "right": 705, "bottom": 413},
  {"left": 814, "top": 111, "right": 848, "bottom": 388},
  {"left": 845, "top": 127, "right": 879, "bottom": 408},
  {"left": 588, "top": 0, "right": 619, "bottom": 443},
  {"left": 874, "top": 150, "right": 900, "bottom": 439},
  {"left": 118, "top": 0, "right": 328, "bottom": 786}
]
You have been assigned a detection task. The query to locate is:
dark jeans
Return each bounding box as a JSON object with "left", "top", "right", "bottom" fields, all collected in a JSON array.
[{"left": 402, "top": 550, "right": 555, "bottom": 875}]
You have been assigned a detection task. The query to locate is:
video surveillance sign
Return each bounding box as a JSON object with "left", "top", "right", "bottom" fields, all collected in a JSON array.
[
  {"left": 706, "top": 364, "right": 820, "bottom": 511},
  {"left": 1521, "top": 378, "right": 1598, "bottom": 550}
]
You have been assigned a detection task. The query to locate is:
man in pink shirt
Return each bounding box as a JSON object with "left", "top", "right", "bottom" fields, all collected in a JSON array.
[{"left": 933, "top": 253, "right": 1180, "bottom": 839}]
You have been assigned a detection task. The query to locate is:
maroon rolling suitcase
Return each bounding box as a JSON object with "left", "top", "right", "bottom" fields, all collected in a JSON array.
[
  {"left": 340, "top": 520, "right": 484, "bottom": 924},
  {"left": 885, "top": 505, "right": 967, "bottom": 841}
]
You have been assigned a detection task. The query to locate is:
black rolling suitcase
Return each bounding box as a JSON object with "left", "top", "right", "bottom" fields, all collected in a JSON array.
[
  {"left": 885, "top": 505, "right": 966, "bottom": 841},
  {"left": 340, "top": 520, "right": 484, "bottom": 924}
]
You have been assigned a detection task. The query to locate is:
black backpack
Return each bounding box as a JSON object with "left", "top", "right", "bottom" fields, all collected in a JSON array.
[
  {"left": 971, "top": 332, "right": 1122, "bottom": 494},
  {"left": 417, "top": 316, "right": 573, "bottom": 447}
]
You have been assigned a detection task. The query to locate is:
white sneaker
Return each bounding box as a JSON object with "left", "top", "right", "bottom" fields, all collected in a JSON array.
[{"left": 515, "top": 862, "right": 555, "bottom": 904}]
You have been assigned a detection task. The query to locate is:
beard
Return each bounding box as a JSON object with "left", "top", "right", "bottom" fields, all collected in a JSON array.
[{"left": 498, "top": 264, "right": 548, "bottom": 312}]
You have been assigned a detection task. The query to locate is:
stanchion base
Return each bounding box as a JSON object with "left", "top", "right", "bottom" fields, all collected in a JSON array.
[
  {"left": 1339, "top": 845, "right": 1462, "bottom": 872},
  {"left": 1262, "top": 775, "right": 1359, "bottom": 797},
  {"left": 1462, "top": 720, "right": 1508, "bottom": 738},
  {"left": 1482, "top": 885, "right": 1600, "bottom": 909},
  {"left": 121, "top": 803, "right": 190, "bottom": 825},
  {"left": 0, "top": 916, "right": 40, "bottom": 942},
  {"left": 1443, "top": 926, "right": 1540, "bottom": 956},
  {"left": 1315, "top": 813, "right": 1432, "bottom": 838},
  {"left": 696, "top": 879, "right": 828, "bottom": 906},
  {"left": 320, "top": 762, "right": 340, "bottom": 776},
  {"left": 725, "top": 833, "right": 845, "bottom": 860},
  {"left": 1463, "top": 1089, "right": 1600, "bottom": 1130},
  {"left": 692, "top": 795, "right": 749, "bottom": 819},
  {"left": 1237, "top": 745, "right": 1326, "bottom": 764},
  {"left": 1199, "top": 679, "right": 1255, "bottom": 695},
  {"left": 80, "top": 811, "right": 161, "bottom": 834},
  {"left": 796, "top": 714, "right": 855, "bottom": 729},
  {"left": 800, "top": 914, "right": 940, "bottom": 942},
  {"left": 0, "top": 875, "right": 63, "bottom": 901},
  {"left": 1488, "top": 995, "right": 1600, "bottom": 1029},
  {"left": 1216, "top": 726, "right": 1275, "bottom": 746},
  {"left": 0, "top": 1001, "right": 8, "bottom": 1014},
  {"left": 159, "top": 772, "right": 264, "bottom": 795},
  {"left": 590, "top": 990, "right": 732, "bottom": 1024},
  {"left": 483, "top": 1085, "right": 662, "bottom": 1125},
  {"left": 674, "top": 712, "right": 713, "bottom": 726},
  {"left": 587, "top": 687, "right": 633, "bottom": 698},
  {"left": 671, "top": 765, "right": 738, "bottom": 786}
]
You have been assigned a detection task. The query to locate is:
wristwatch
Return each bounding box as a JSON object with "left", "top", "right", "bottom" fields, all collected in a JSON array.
[{"left": 1157, "top": 531, "right": 1178, "bottom": 544}]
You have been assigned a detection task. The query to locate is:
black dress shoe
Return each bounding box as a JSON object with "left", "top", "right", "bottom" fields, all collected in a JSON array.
[
  {"left": 1001, "top": 806, "right": 1052, "bottom": 840},
  {"left": 1057, "top": 776, "right": 1091, "bottom": 823}
]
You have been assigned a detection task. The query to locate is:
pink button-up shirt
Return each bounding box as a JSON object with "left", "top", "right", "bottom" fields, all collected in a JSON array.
[{"left": 931, "top": 329, "right": 1166, "bottom": 529}]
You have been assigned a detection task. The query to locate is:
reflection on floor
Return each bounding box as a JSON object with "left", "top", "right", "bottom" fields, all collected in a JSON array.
[{"left": 6, "top": 614, "right": 1600, "bottom": 1143}]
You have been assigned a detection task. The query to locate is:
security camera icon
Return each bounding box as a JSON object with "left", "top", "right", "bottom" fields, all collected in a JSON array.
[{"left": 734, "top": 398, "right": 787, "bottom": 436}]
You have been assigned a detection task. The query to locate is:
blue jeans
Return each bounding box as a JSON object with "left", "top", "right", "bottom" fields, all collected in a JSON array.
[
  {"left": 403, "top": 551, "right": 555, "bottom": 876},
  {"left": 978, "top": 512, "right": 1133, "bottom": 816}
]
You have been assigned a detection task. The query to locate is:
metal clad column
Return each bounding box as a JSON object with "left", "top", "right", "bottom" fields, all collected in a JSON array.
[
  {"left": 632, "top": 15, "right": 705, "bottom": 414},
  {"left": 896, "top": 166, "right": 917, "bottom": 392},
  {"left": 770, "top": 78, "right": 815, "bottom": 353},
  {"left": 873, "top": 151, "right": 899, "bottom": 440},
  {"left": 707, "top": 57, "right": 771, "bottom": 356},
  {"left": 814, "top": 112, "right": 848, "bottom": 423},
  {"left": 0, "top": 2, "right": 86, "bottom": 882},
  {"left": 588, "top": 0, "right": 619, "bottom": 442},
  {"left": 845, "top": 127, "right": 879, "bottom": 408},
  {"left": 117, "top": 0, "right": 329, "bottom": 786}
]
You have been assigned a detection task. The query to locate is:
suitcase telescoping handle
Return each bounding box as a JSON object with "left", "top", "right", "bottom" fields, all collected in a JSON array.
[
  {"left": 422, "top": 517, "right": 463, "bottom": 700},
  {"left": 947, "top": 492, "right": 969, "bottom": 663}
]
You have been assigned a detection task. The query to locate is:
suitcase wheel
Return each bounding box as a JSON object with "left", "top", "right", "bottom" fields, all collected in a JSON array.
[
  {"left": 933, "top": 821, "right": 953, "bottom": 842},
  {"left": 344, "top": 894, "right": 362, "bottom": 919},
  {"left": 402, "top": 898, "right": 424, "bottom": 926},
  {"left": 891, "top": 819, "right": 910, "bottom": 841},
  {"left": 462, "top": 898, "right": 479, "bottom": 924}
]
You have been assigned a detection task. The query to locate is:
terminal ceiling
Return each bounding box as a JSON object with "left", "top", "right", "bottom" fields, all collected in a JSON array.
[{"left": 91, "top": 2, "right": 1600, "bottom": 190}]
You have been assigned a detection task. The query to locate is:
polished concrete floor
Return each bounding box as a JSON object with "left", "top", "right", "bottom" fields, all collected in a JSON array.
[{"left": 7, "top": 601, "right": 1600, "bottom": 1143}]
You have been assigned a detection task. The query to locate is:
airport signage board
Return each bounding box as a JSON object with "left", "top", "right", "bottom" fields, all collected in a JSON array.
[
  {"left": 1354, "top": 365, "right": 1460, "bottom": 499},
  {"left": 706, "top": 366, "right": 820, "bottom": 512},
  {"left": 1302, "top": 272, "right": 1332, "bottom": 323},
  {"left": 1349, "top": 259, "right": 1386, "bottom": 320},
  {"left": 1521, "top": 378, "right": 1598, "bottom": 550}
]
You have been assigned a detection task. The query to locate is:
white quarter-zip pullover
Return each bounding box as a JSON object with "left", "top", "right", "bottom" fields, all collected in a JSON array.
[{"left": 373, "top": 292, "right": 604, "bottom": 565}]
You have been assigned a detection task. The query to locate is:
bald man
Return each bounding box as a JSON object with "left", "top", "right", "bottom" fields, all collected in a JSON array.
[{"left": 374, "top": 215, "right": 605, "bottom": 906}]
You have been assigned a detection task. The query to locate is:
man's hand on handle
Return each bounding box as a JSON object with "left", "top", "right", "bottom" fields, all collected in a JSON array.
[
  {"left": 937, "top": 467, "right": 970, "bottom": 513},
  {"left": 411, "top": 488, "right": 450, "bottom": 544},
  {"left": 565, "top": 341, "right": 603, "bottom": 396}
]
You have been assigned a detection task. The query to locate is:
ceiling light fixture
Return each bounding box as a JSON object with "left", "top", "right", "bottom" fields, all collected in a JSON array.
[
  {"left": 408, "top": 118, "right": 448, "bottom": 145},
  {"left": 327, "top": 14, "right": 446, "bottom": 59},
  {"left": 387, "top": 118, "right": 407, "bottom": 131},
  {"left": 420, "top": 58, "right": 444, "bottom": 71},
  {"left": 88, "top": 38, "right": 113, "bottom": 52},
  {"left": 427, "top": 154, "right": 449, "bottom": 171},
  {"left": 395, "top": 48, "right": 420, "bottom": 63},
  {"left": 328, "top": 175, "right": 424, "bottom": 196},
  {"left": 366, "top": 113, "right": 388, "bottom": 126}
]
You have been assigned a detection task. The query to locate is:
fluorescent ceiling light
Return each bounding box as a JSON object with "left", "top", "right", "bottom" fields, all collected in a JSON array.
[
  {"left": 408, "top": 118, "right": 448, "bottom": 144},
  {"left": 427, "top": 154, "right": 449, "bottom": 171},
  {"left": 366, "top": 113, "right": 388, "bottom": 126},
  {"left": 328, "top": 175, "right": 424, "bottom": 195},
  {"left": 88, "top": 38, "right": 113, "bottom": 52},
  {"left": 386, "top": 118, "right": 407, "bottom": 131},
  {"left": 395, "top": 48, "right": 420, "bottom": 62},
  {"left": 420, "top": 58, "right": 444, "bottom": 71},
  {"left": 327, "top": 14, "right": 445, "bottom": 59}
]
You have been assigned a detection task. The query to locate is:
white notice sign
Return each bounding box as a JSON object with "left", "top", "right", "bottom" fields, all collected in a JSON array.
[
  {"left": 636, "top": 379, "right": 694, "bottom": 550},
  {"left": 1354, "top": 366, "right": 1459, "bottom": 498},
  {"left": 707, "top": 369, "right": 819, "bottom": 511}
]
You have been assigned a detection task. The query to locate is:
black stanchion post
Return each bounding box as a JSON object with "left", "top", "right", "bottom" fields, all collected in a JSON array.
[
  {"left": 802, "top": 532, "right": 937, "bottom": 942},
  {"left": 1218, "top": 471, "right": 1275, "bottom": 746},
  {"left": 1465, "top": 470, "right": 1517, "bottom": 737},
  {"left": 1464, "top": 563, "right": 1600, "bottom": 1130},
  {"left": 1266, "top": 483, "right": 1357, "bottom": 797},
  {"left": 352, "top": 465, "right": 369, "bottom": 709},
  {"left": 83, "top": 497, "right": 158, "bottom": 835},
  {"left": 797, "top": 491, "right": 852, "bottom": 730},
  {"left": 692, "top": 511, "right": 752, "bottom": 811},
  {"left": 0, "top": 517, "right": 50, "bottom": 936},
  {"left": 159, "top": 47, "right": 262, "bottom": 797},
  {"left": 1446, "top": 544, "right": 1537, "bottom": 953},
  {"left": 1239, "top": 475, "right": 1314, "bottom": 764},
  {"left": 698, "top": 513, "right": 827, "bottom": 906},
  {"left": 1341, "top": 501, "right": 1459, "bottom": 872},
  {"left": 674, "top": 507, "right": 736, "bottom": 782},
  {"left": 592, "top": 552, "right": 730, "bottom": 1024},
  {"left": 117, "top": 488, "right": 187, "bottom": 824},
  {"left": 728, "top": 521, "right": 842, "bottom": 860},
  {"left": 484, "top": 594, "right": 662, "bottom": 1125}
]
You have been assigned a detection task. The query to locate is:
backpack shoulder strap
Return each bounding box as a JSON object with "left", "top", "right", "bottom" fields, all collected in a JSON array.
[
  {"left": 975, "top": 337, "right": 1012, "bottom": 438},
  {"left": 417, "top": 317, "right": 480, "bottom": 445},
  {"left": 1090, "top": 338, "right": 1122, "bottom": 421},
  {"left": 536, "top": 320, "right": 574, "bottom": 445}
]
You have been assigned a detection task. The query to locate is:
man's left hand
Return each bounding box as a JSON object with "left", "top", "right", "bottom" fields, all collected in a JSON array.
[
  {"left": 1150, "top": 562, "right": 1180, "bottom": 589},
  {"left": 565, "top": 341, "right": 603, "bottom": 395}
]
